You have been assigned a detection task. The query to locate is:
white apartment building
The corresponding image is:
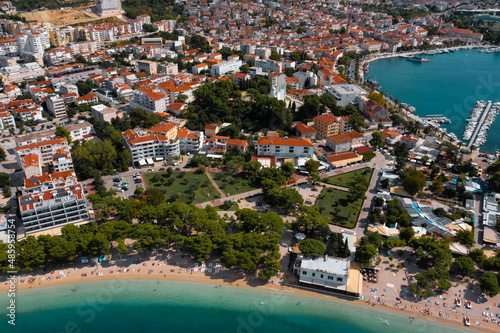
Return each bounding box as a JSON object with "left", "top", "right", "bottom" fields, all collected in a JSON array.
[
  {"left": 255, "top": 47, "right": 271, "bottom": 59},
  {"left": 43, "top": 48, "right": 73, "bottom": 65},
  {"left": 255, "top": 137, "right": 314, "bottom": 159},
  {"left": 91, "top": 104, "right": 120, "bottom": 122},
  {"left": 293, "top": 254, "right": 350, "bottom": 290},
  {"left": 255, "top": 59, "right": 282, "bottom": 73},
  {"left": 324, "top": 84, "right": 368, "bottom": 107},
  {"left": 19, "top": 183, "right": 89, "bottom": 235},
  {"left": 130, "top": 89, "right": 167, "bottom": 114},
  {"left": 65, "top": 122, "right": 95, "bottom": 142},
  {"left": 52, "top": 148, "right": 74, "bottom": 172},
  {"left": 15, "top": 138, "right": 70, "bottom": 168},
  {"left": 0, "top": 111, "right": 15, "bottom": 130},
  {"left": 159, "top": 62, "right": 179, "bottom": 75},
  {"left": 1, "top": 62, "right": 45, "bottom": 84},
  {"left": 46, "top": 94, "right": 67, "bottom": 118},
  {"left": 123, "top": 129, "right": 180, "bottom": 165},
  {"left": 211, "top": 58, "right": 243, "bottom": 75},
  {"left": 177, "top": 128, "right": 204, "bottom": 154},
  {"left": 68, "top": 41, "right": 100, "bottom": 55}
]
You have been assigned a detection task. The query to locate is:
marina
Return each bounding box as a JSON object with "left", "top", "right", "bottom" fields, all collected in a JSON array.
[{"left": 463, "top": 101, "right": 500, "bottom": 149}]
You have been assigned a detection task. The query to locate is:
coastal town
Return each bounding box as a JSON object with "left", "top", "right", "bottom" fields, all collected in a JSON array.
[{"left": 0, "top": 0, "right": 500, "bottom": 331}]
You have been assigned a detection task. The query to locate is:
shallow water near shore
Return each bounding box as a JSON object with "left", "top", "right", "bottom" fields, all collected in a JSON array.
[
  {"left": 368, "top": 49, "right": 500, "bottom": 153},
  {"left": 0, "top": 279, "right": 467, "bottom": 333}
]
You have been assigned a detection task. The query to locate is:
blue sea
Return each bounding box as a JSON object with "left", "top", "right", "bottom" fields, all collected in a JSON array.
[
  {"left": 367, "top": 49, "right": 500, "bottom": 153},
  {"left": 0, "top": 280, "right": 467, "bottom": 333}
]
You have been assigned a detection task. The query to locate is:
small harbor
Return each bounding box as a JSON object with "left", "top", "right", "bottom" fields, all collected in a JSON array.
[{"left": 463, "top": 100, "right": 500, "bottom": 149}]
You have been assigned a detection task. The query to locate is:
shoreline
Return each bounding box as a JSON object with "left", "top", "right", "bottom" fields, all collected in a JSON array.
[
  {"left": 2, "top": 261, "right": 496, "bottom": 333},
  {"left": 364, "top": 45, "right": 483, "bottom": 64}
]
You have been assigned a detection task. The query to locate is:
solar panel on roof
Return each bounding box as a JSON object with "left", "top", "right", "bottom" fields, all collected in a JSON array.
[{"left": 29, "top": 178, "right": 39, "bottom": 183}]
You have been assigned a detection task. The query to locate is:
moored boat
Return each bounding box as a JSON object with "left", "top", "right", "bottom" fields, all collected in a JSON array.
[{"left": 464, "top": 316, "right": 470, "bottom": 326}]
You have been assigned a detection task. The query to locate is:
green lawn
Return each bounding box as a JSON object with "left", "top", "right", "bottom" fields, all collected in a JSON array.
[
  {"left": 209, "top": 172, "right": 261, "bottom": 196},
  {"left": 314, "top": 188, "right": 363, "bottom": 229},
  {"left": 144, "top": 171, "right": 220, "bottom": 205},
  {"left": 322, "top": 167, "right": 374, "bottom": 188}
]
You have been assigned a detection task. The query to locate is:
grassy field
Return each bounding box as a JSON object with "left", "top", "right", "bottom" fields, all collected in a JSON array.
[
  {"left": 322, "top": 167, "right": 374, "bottom": 188},
  {"left": 209, "top": 172, "right": 260, "bottom": 196},
  {"left": 314, "top": 188, "right": 363, "bottom": 229},
  {"left": 144, "top": 171, "right": 220, "bottom": 205}
]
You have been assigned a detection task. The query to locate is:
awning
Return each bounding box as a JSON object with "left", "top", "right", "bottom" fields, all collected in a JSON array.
[
  {"left": 206, "top": 154, "right": 223, "bottom": 159},
  {"left": 139, "top": 160, "right": 147, "bottom": 166},
  {"left": 146, "top": 158, "right": 154, "bottom": 165}
]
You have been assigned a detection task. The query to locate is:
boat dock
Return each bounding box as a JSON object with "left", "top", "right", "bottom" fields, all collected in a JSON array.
[
  {"left": 467, "top": 101, "right": 492, "bottom": 149},
  {"left": 420, "top": 115, "right": 451, "bottom": 124}
]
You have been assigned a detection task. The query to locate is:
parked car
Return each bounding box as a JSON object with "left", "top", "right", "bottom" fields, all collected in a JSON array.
[
  {"left": 114, "top": 183, "right": 121, "bottom": 187},
  {"left": 134, "top": 179, "right": 142, "bottom": 184}
]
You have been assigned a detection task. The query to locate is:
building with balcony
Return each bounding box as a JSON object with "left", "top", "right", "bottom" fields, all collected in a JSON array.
[
  {"left": 46, "top": 94, "right": 66, "bottom": 118},
  {"left": 176, "top": 128, "right": 203, "bottom": 154},
  {"left": 211, "top": 58, "right": 242, "bottom": 76},
  {"left": 122, "top": 129, "right": 180, "bottom": 165},
  {"left": 255, "top": 137, "right": 314, "bottom": 159},
  {"left": 19, "top": 183, "right": 89, "bottom": 235},
  {"left": 15, "top": 138, "right": 70, "bottom": 168}
]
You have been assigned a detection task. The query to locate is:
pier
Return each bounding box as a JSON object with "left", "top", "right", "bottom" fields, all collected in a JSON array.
[
  {"left": 420, "top": 115, "right": 451, "bottom": 124},
  {"left": 467, "top": 101, "right": 492, "bottom": 149}
]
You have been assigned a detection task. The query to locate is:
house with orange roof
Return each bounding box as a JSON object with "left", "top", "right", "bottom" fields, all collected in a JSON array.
[
  {"left": 130, "top": 87, "right": 168, "bottom": 114},
  {"left": 192, "top": 63, "right": 209, "bottom": 75},
  {"left": 23, "top": 170, "right": 78, "bottom": 194},
  {"left": 21, "top": 154, "right": 42, "bottom": 178},
  {"left": 166, "top": 102, "right": 187, "bottom": 116},
  {"left": 295, "top": 123, "right": 316, "bottom": 140},
  {"left": 15, "top": 138, "right": 70, "bottom": 168},
  {"left": 381, "top": 128, "right": 402, "bottom": 144},
  {"left": 232, "top": 72, "right": 251, "bottom": 85},
  {"left": 204, "top": 124, "right": 220, "bottom": 138},
  {"left": 75, "top": 93, "right": 98, "bottom": 106},
  {"left": 52, "top": 148, "right": 73, "bottom": 173},
  {"left": 0, "top": 110, "right": 15, "bottom": 129},
  {"left": 122, "top": 129, "right": 180, "bottom": 165},
  {"left": 255, "top": 136, "right": 314, "bottom": 161},
  {"left": 146, "top": 122, "right": 179, "bottom": 139},
  {"left": 176, "top": 128, "right": 204, "bottom": 153},
  {"left": 227, "top": 139, "right": 248, "bottom": 153},
  {"left": 325, "top": 131, "right": 365, "bottom": 153}
]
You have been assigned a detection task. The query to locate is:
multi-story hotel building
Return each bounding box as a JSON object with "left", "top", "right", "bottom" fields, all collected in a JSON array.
[{"left": 122, "top": 129, "right": 179, "bottom": 165}]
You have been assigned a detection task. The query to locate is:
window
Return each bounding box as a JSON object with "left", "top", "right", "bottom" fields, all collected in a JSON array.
[
  {"left": 320, "top": 274, "right": 324, "bottom": 279},
  {"left": 337, "top": 277, "right": 343, "bottom": 282},
  {"left": 302, "top": 271, "right": 307, "bottom": 275},
  {"left": 312, "top": 273, "right": 315, "bottom": 277},
  {"left": 328, "top": 276, "right": 333, "bottom": 280}
]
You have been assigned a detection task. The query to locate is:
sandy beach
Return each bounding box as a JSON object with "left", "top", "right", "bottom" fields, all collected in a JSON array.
[{"left": 2, "top": 249, "right": 498, "bottom": 333}]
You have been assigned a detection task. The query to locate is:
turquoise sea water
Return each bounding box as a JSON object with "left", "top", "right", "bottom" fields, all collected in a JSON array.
[
  {"left": 367, "top": 49, "right": 500, "bottom": 153},
  {"left": 0, "top": 280, "right": 468, "bottom": 333}
]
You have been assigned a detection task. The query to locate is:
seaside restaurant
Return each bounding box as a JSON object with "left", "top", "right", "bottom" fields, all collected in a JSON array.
[{"left": 294, "top": 254, "right": 360, "bottom": 298}]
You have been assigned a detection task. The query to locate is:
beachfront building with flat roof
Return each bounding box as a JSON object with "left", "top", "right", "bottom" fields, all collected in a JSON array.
[{"left": 294, "top": 255, "right": 350, "bottom": 289}]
